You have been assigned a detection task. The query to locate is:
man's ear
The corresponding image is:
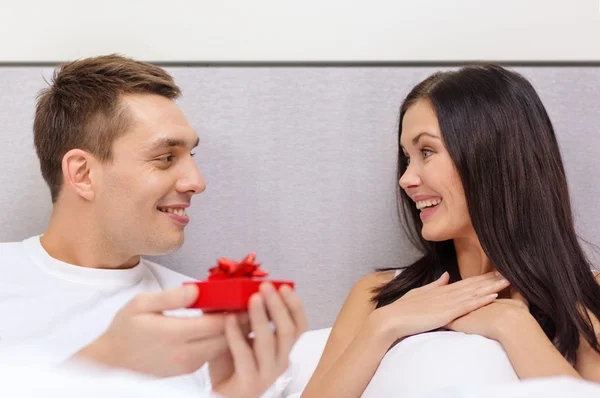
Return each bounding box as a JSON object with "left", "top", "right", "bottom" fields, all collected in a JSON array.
[{"left": 61, "top": 149, "right": 98, "bottom": 201}]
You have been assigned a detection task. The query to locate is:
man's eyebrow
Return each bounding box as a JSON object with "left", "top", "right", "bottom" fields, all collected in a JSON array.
[{"left": 145, "top": 136, "right": 200, "bottom": 151}]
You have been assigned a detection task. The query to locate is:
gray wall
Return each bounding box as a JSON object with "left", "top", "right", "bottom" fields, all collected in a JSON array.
[{"left": 1, "top": 66, "right": 599, "bottom": 329}]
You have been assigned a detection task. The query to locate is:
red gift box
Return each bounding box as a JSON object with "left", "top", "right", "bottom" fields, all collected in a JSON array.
[{"left": 185, "top": 252, "right": 294, "bottom": 312}]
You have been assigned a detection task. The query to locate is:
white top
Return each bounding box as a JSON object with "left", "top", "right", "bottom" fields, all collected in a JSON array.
[
  {"left": 286, "top": 326, "right": 520, "bottom": 398},
  {"left": 362, "top": 330, "right": 519, "bottom": 397},
  {"left": 0, "top": 236, "right": 207, "bottom": 391},
  {"left": 357, "top": 268, "right": 519, "bottom": 396},
  {"left": 284, "top": 268, "right": 520, "bottom": 397}
]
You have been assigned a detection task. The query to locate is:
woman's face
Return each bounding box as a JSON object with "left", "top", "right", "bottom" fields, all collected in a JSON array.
[{"left": 399, "top": 99, "right": 473, "bottom": 241}]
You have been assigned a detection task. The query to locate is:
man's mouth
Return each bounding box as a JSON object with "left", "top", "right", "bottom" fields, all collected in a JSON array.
[{"left": 157, "top": 207, "right": 188, "bottom": 217}]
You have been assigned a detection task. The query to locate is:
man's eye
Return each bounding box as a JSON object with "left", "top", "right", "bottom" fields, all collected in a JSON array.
[{"left": 157, "top": 155, "right": 175, "bottom": 162}]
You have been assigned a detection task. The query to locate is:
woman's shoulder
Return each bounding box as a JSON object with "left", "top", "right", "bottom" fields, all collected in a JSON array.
[
  {"left": 337, "top": 271, "right": 397, "bottom": 315},
  {"left": 351, "top": 270, "right": 397, "bottom": 293}
]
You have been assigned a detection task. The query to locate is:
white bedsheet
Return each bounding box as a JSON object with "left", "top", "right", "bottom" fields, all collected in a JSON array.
[{"left": 429, "top": 376, "right": 600, "bottom": 397}]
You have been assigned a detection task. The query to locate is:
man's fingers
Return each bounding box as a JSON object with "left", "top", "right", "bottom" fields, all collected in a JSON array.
[
  {"left": 208, "top": 347, "right": 234, "bottom": 387},
  {"left": 171, "top": 335, "right": 228, "bottom": 375},
  {"left": 260, "top": 283, "right": 296, "bottom": 367},
  {"left": 279, "top": 285, "right": 308, "bottom": 339},
  {"left": 171, "top": 314, "right": 227, "bottom": 341},
  {"left": 248, "top": 293, "right": 276, "bottom": 376},
  {"left": 126, "top": 284, "right": 199, "bottom": 314},
  {"left": 225, "top": 314, "right": 257, "bottom": 377},
  {"left": 189, "top": 335, "right": 229, "bottom": 360},
  {"left": 236, "top": 312, "right": 251, "bottom": 338}
]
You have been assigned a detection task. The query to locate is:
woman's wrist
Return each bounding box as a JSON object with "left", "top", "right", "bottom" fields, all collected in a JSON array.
[
  {"left": 495, "top": 307, "right": 537, "bottom": 343},
  {"left": 366, "top": 307, "right": 405, "bottom": 346}
]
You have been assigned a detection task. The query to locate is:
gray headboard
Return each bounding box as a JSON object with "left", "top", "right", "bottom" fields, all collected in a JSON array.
[{"left": 1, "top": 66, "right": 599, "bottom": 329}]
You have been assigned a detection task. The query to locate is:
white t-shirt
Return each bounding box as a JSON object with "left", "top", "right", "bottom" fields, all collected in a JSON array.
[
  {"left": 0, "top": 235, "right": 208, "bottom": 391},
  {"left": 0, "top": 361, "right": 205, "bottom": 398}
]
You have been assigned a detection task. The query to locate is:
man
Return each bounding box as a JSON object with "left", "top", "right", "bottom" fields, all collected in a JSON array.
[{"left": 0, "top": 54, "right": 307, "bottom": 397}]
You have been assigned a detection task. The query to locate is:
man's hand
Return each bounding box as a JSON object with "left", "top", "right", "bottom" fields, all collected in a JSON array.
[
  {"left": 210, "top": 283, "right": 308, "bottom": 398},
  {"left": 74, "top": 284, "right": 229, "bottom": 377}
]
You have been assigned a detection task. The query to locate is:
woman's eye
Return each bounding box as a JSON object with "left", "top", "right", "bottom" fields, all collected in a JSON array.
[
  {"left": 422, "top": 149, "right": 433, "bottom": 158},
  {"left": 157, "top": 155, "right": 175, "bottom": 162}
]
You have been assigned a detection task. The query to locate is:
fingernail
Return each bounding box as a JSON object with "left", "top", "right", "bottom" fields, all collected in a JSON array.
[
  {"left": 487, "top": 293, "right": 498, "bottom": 299},
  {"left": 261, "top": 283, "right": 276, "bottom": 296},
  {"left": 252, "top": 294, "right": 264, "bottom": 308},
  {"left": 279, "top": 285, "right": 292, "bottom": 295},
  {"left": 499, "top": 278, "right": 509, "bottom": 284}
]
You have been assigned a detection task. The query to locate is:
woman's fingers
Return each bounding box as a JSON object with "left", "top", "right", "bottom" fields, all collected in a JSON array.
[
  {"left": 461, "top": 277, "right": 511, "bottom": 300},
  {"left": 409, "top": 272, "right": 450, "bottom": 296}
]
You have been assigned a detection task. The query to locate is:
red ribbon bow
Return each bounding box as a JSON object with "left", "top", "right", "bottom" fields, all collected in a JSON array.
[{"left": 208, "top": 252, "right": 269, "bottom": 280}]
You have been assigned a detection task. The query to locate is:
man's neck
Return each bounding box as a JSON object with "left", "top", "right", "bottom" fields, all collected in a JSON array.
[{"left": 41, "top": 209, "right": 140, "bottom": 270}]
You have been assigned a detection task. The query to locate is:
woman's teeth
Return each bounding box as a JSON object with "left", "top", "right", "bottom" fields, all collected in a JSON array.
[
  {"left": 415, "top": 199, "right": 442, "bottom": 210},
  {"left": 158, "top": 207, "right": 187, "bottom": 217}
]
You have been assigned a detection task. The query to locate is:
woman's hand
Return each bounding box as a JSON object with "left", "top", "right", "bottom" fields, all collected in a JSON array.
[
  {"left": 371, "top": 271, "right": 511, "bottom": 343},
  {"left": 445, "top": 287, "right": 531, "bottom": 341}
]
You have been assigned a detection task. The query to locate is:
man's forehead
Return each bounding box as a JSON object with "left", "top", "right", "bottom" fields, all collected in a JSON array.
[
  {"left": 119, "top": 93, "right": 191, "bottom": 131},
  {"left": 116, "top": 95, "right": 199, "bottom": 150}
]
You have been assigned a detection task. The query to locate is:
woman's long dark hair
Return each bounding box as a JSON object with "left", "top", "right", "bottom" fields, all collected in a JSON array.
[{"left": 373, "top": 64, "right": 600, "bottom": 364}]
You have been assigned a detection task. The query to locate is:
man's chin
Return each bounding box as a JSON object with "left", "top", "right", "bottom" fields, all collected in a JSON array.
[{"left": 143, "top": 235, "right": 185, "bottom": 256}]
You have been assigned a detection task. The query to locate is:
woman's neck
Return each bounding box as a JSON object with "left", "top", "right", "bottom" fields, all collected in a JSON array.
[{"left": 453, "top": 233, "right": 495, "bottom": 278}]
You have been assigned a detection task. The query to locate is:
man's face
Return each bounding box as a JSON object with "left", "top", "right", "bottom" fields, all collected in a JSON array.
[{"left": 94, "top": 93, "right": 205, "bottom": 257}]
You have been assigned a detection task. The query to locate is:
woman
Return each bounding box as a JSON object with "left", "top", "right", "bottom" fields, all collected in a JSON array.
[{"left": 301, "top": 64, "right": 600, "bottom": 397}]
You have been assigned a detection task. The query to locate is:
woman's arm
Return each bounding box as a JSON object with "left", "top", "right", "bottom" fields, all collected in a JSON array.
[
  {"left": 300, "top": 271, "right": 396, "bottom": 398},
  {"left": 301, "top": 271, "right": 510, "bottom": 398},
  {"left": 496, "top": 309, "right": 582, "bottom": 379},
  {"left": 493, "top": 272, "right": 600, "bottom": 382}
]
